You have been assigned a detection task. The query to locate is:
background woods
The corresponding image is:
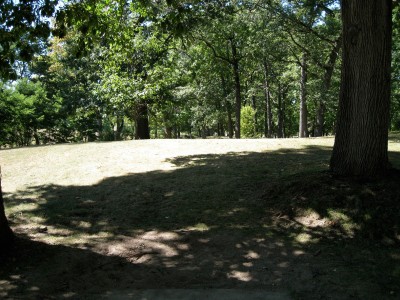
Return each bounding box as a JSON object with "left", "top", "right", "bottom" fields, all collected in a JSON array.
[{"left": 0, "top": 1, "right": 362, "bottom": 145}]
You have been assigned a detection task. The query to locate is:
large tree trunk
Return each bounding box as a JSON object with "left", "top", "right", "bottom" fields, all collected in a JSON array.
[
  {"left": 0, "top": 169, "right": 14, "bottom": 252},
  {"left": 299, "top": 53, "right": 308, "bottom": 138},
  {"left": 135, "top": 103, "right": 150, "bottom": 140},
  {"left": 263, "top": 60, "right": 273, "bottom": 138},
  {"left": 330, "top": 0, "right": 392, "bottom": 176}
]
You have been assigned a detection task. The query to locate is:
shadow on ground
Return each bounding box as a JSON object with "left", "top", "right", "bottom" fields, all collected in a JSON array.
[{"left": 1, "top": 145, "right": 400, "bottom": 299}]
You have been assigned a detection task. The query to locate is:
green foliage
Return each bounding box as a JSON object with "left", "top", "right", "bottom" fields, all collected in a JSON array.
[
  {"left": 0, "top": 0, "right": 57, "bottom": 79},
  {"left": 391, "top": 4, "right": 400, "bottom": 130},
  {"left": 0, "top": 79, "right": 59, "bottom": 146},
  {"left": 2, "top": 0, "right": 397, "bottom": 144},
  {"left": 240, "top": 106, "right": 256, "bottom": 138}
]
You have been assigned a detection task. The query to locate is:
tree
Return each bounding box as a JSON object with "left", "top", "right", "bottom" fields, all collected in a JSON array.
[
  {"left": 0, "top": 0, "right": 59, "bottom": 252},
  {"left": 0, "top": 0, "right": 56, "bottom": 79},
  {"left": 0, "top": 170, "right": 14, "bottom": 249},
  {"left": 193, "top": 3, "right": 251, "bottom": 139},
  {"left": 276, "top": 0, "right": 342, "bottom": 137},
  {"left": 241, "top": 105, "right": 257, "bottom": 137},
  {"left": 330, "top": 0, "right": 393, "bottom": 176},
  {"left": 0, "top": 79, "right": 60, "bottom": 146},
  {"left": 391, "top": 4, "right": 400, "bottom": 130},
  {"left": 31, "top": 31, "right": 110, "bottom": 143}
]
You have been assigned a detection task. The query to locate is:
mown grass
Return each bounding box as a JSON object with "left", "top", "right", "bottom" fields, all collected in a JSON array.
[
  {"left": 1, "top": 138, "right": 399, "bottom": 239},
  {"left": 1, "top": 139, "right": 335, "bottom": 243},
  {"left": 0, "top": 136, "right": 399, "bottom": 299}
]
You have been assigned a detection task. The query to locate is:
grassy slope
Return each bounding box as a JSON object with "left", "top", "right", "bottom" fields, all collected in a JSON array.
[{"left": 0, "top": 136, "right": 399, "bottom": 299}]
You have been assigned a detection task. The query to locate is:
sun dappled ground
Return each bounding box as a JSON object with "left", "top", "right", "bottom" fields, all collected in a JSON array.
[{"left": 0, "top": 136, "right": 400, "bottom": 299}]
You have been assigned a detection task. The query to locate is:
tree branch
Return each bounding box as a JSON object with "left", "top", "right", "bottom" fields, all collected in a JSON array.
[{"left": 195, "top": 33, "right": 233, "bottom": 64}]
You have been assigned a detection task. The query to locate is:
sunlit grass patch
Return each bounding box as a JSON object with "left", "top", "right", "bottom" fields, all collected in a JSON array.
[{"left": 327, "top": 209, "right": 360, "bottom": 236}]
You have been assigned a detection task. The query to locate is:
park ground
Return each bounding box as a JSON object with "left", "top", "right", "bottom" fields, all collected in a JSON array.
[{"left": 0, "top": 136, "right": 400, "bottom": 299}]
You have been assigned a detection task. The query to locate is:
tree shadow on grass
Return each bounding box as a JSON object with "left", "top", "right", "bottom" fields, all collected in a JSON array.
[{"left": 1, "top": 145, "right": 400, "bottom": 299}]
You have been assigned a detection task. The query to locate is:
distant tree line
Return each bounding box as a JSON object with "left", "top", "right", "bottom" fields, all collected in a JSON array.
[{"left": 0, "top": 0, "right": 399, "bottom": 148}]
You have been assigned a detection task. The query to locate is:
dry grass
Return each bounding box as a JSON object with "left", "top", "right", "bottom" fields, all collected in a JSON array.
[
  {"left": 1, "top": 138, "right": 338, "bottom": 245},
  {"left": 1, "top": 136, "right": 399, "bottom": 245},
  {"left": 1, "top": 138, "right": 335, "bottom": 192},
  {"left": 0, "top": 136, "right": 399, "bottom": 299}
]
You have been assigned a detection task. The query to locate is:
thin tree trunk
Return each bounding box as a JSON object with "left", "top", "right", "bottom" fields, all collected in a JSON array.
[
  {"left": 251, "top": 95, "right": 257, "bottom": 133},
  {"left": 226, "top": 103, "right": 234, "bottom": 139},
  {"left": 201, "top": 126, "right": 207, "bottom": 139},
  {"left": 221, "top": 74, "right": 234, "bottom": 139},
  {"left": 154, "top": 116, "right": 158, "bottom": 139},
  {"left": 315, "top": 36, "right": 342, "bottom": 137},
  {"left": 218, "top": 122, "right": 225, "bottom": 136},
  {"left": 282, "top": 88, "right": 287, "bottom": 138},
  {"left": 135, "top": 103, "right": 150, "bottom": 140},
  {"left": 315, "top": 102, "right": 325, "bottom": 136},
  {"left": 330, "top": 0, "right": 392, "bottom": 176},
  {"left": 299, "top": 53, "right": 308, "bottom": 138},
  {"left": 277, "top": 82, "right": 284, "bottom": 139},
  {"left": 97, "top": 112, "right": 103, "bottom": 140},
  {"left": 114, "top": 117, "right": 124, "bottom": 141},
  {"left": 0, "top": 168, "right": 14, "bottom": 252},
  {"left": 263, "top": 60, "right": 273, "bottom": 138},
  {"left": 33, "top": 130, "right": 40, "bottom": 145},
  {"left": 230, "top": 39, "right": 242, "bottom": 139},
  {"left": 165, "top": 126, "right": 173, "bottom": 139},
  {"left": 215, "top": 98, "right": 224, "bottom": 136}
]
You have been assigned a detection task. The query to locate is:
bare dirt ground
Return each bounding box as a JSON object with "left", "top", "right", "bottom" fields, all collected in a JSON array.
[{"left": 1, "top": 137, "right": 400, "bottom": 299}]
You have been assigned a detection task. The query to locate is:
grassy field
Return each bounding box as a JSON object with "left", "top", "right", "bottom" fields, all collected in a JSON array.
[{"left": 1, "top": 136, "right": 400, "bottom": 299}]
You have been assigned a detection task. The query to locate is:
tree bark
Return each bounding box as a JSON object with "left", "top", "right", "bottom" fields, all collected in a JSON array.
[
  {"left": 299, "top": 53, "right": 308, "bottom": 138},
  {"left": 330, "top": 0, "right": 392, "bottom": 176},
  {"left": 0, "top": 168, "right": 14, "bottom": 252},
  {"left": 135, "top": 103, "right": 150, "bottom": 140}
]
